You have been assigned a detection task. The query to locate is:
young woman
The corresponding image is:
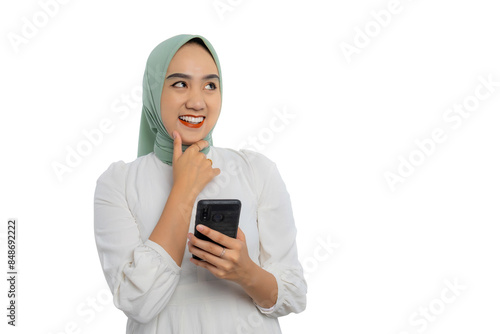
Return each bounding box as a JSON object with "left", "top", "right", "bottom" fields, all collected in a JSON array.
[{"left": 94, "top": 34, "right": 306, "bottom": 333}]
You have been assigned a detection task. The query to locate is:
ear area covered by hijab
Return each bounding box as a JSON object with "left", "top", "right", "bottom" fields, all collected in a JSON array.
[{"left": 137, "top": 34, "right": 223, "bottom": 165}]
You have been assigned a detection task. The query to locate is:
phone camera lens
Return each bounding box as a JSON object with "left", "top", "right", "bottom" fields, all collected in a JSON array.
[
  {"left": 212, "top": 213, "right": 224, "bottom": 222},
  {"left": 202, "top": 207, "right": 209, "bottom": 221}
]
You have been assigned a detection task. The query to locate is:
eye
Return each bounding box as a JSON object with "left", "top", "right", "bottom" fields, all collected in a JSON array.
[
  {"left": 172, "top": 81, "right": 187, "bottom": 88},
  {"left": 205, "top": 82, "right": 217, "bottom": 90}
]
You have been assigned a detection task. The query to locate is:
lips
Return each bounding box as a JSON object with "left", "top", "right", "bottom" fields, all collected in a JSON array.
[{"left": 178, "top": 115, "right": 205, "bottom": 129}]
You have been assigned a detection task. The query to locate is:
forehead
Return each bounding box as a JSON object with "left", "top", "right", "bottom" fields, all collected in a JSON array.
[{"left": 167, "top": 43, "right": 218, "bottom": 74}]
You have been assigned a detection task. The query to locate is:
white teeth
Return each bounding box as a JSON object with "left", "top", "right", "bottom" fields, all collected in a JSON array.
[{"left": 179, "top": 116, "right": 204, "bottom": 124}]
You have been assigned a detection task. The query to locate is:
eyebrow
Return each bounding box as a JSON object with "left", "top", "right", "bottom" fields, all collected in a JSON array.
[{"left": 165, "top": 73, "right": 220, "bottom": 81}]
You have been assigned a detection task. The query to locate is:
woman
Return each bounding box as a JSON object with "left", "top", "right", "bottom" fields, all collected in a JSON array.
[{"left": 94, "top": 34, "right": 306, "bottom": 333}]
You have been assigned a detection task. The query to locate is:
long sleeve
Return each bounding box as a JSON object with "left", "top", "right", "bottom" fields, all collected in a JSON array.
[
  {"left": 93, "top": 161, "right": 181, "bottom": 324},
  {"left": 246, "top": 151, "right": 307, "bottom": 317}
]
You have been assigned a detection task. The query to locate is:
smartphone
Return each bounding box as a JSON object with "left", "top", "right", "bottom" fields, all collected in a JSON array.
[{"left": 192, "top": 199, "right": 241, "bottom": 260}]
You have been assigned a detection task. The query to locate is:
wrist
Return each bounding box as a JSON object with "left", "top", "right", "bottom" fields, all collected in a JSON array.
[
  {"left": 239, "top": 261, "right": 261, "bottom": 289},
  {"left": 170, "top": 182, "right": 198, "bottom": 205},
  {"left": 239, "top": 263, "right": 278, "bottom": 309}
]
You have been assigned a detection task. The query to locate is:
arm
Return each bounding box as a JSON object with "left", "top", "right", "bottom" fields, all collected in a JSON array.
[
  {"left": 239, "top": 257, "right": 278, "bottom": 309},
  {"left": 147, "top": 181, "right": 197, "bottom": 266},
  {"left": 94, "top": 161, "right": 181, "bottom": 324},
  {"left": 187, "top": 152, "right": 307, "bottom": 316},
  {"left": 148, "top": 131, "right": 220, "bottom": 266},
  {"left": 252, "top": 153, "right": 307, "bottom": 317},
  {"left": 94, "top": 131, "right": 219, "bottom": 323}
]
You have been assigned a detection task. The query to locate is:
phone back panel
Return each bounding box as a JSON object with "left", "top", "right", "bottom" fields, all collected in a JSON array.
[{"left": 194, "top": 199, "right": 241, "bottom": 247}]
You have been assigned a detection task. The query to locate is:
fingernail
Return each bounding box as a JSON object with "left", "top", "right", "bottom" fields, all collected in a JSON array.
[
  {"left": 197, "top": 224, "right": 205, "bottom": 231},
  {"left": 187, "top": 234, "right": 191, "bottom": 241},
  {"left": 173, "top": 131, "right": 177, "bottom": 139}
]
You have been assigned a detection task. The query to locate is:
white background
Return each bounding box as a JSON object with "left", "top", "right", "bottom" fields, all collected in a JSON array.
[{"left": 1, "top": 0, "right": 499, "bottom": 333}]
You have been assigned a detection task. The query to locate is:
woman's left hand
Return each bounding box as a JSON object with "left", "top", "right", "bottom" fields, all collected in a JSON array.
[{"left": 187, "top": 226, "right": 257, "bottom": 286}]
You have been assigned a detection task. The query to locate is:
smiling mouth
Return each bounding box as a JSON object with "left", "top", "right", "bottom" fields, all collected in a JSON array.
[{"left": 178, "top": 115, "right": 205, "bottom": 128}]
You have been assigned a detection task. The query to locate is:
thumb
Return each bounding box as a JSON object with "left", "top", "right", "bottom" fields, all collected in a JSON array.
[
  {"left": 236, "top": 227, "right": 245, "bottom": 242},
  {"left": 172, "top": 131, "right": 183, "bottom": 163}
]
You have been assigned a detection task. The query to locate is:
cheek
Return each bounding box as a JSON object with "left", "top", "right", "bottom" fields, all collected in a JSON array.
[
  {"left": 207, "top": 95, "right": 222, "bottom": 115},
  {"left": 160, "top": 114, "right": 176, "bottom": 137},
  {"left": 161, "top": 94, "right": 183, "bottom": 128},
  {"left": 162, "top": 92, "right": 183, "bottom": 111}
]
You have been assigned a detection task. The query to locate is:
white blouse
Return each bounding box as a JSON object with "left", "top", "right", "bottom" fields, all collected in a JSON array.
[{"left": 94, "top": 147, "right": 307, "bottom": 333}]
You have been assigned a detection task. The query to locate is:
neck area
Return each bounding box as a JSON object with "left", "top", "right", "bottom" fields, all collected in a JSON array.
[{"left": 153, "top": 131, "right": 212, "bottom": 165}]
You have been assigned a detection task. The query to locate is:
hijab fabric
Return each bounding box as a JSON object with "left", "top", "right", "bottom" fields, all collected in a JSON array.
[{"left": 137, "top": 34, "right": 222, "bottom": 165}]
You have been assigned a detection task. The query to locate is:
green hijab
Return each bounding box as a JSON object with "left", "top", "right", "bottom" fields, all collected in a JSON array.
[{"left": 137, "top": 34, "right": 222, "bottom": 165}]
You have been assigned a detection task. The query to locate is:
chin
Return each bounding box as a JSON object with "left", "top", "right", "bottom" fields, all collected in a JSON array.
[{"left": 179, "top": 132, "right": 206, "bottom": 146}]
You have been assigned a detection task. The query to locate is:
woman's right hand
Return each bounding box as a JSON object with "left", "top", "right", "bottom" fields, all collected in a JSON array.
[{"left": 171, "top": 130, "right": 220, "bottom": 199}]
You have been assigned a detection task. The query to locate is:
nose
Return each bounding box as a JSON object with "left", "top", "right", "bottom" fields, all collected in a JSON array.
[{"left": 185, "top": 88, "right": 206, "bottom": 111}]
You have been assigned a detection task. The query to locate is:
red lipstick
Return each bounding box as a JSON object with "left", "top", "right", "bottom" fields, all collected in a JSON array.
[{"left": 178, "top": 115, "right": 205, "bottom": 129}]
